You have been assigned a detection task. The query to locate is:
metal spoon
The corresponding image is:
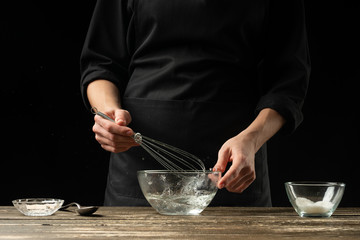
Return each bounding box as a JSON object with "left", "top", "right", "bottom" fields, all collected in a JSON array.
[{"left": 60, "top": 202, "right": 99, "bottom": 216}]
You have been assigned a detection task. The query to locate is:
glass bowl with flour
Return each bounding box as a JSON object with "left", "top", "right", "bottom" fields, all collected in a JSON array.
[
  {"left": 138, "top": 170, "right": 220, "bottom": 215},
  {"left": 285, "top": 182, "right": 345, "bottom": 217}
]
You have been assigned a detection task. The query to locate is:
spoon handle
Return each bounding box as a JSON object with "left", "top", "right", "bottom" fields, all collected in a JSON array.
[{"left": 60, "top": 202, "right": 81, "bottom": 210}]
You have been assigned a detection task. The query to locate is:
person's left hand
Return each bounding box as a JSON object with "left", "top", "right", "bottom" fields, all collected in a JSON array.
[{"left": 213, "top": 132, "right": 257, "bottom": 193}]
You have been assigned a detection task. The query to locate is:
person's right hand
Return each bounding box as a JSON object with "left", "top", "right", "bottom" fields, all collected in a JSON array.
[{"left": 92, "top": 108, "right": 139, "bottom": 153}]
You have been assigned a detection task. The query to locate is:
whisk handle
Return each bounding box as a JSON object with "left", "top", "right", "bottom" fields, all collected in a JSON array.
[{"left": 91, "top": 107, "right": 116, "bottom": 123}]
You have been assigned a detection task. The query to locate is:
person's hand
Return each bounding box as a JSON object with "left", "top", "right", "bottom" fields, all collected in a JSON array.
[
  {"left": 213, "top": 132, "right": 257, "bottom": 193},
  {"left": 92, "top": 108, "right": 139, "bottom": 153}
]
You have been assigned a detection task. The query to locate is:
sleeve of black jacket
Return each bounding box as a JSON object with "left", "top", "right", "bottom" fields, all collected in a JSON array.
[
  {"left": 80, "top": 0, "right": 131, "bottom": 110},
  {"left": 255, "top": 0, "right": 311, "bottom": 134}
]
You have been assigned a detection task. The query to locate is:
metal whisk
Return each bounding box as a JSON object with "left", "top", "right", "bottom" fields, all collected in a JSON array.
[{"left": 91, "top": 108, "right": 206, "bottom": 171}]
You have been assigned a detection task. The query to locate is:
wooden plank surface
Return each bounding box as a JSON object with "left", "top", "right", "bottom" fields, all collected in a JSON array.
[{"left": 0, "top": 207, "right": 359, "bottom": 239}]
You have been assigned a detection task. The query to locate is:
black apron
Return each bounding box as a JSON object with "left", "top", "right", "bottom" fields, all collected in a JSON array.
[
  {"left": 81, "top": 0, "right": 309, "bottom": 207},
  {"left": 104, "top": 97, "right": 272, "bottom": 207}
]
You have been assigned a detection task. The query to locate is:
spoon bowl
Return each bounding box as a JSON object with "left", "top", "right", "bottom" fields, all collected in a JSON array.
[{"left": 76, "top": 206, "right": 99, "bottom": 216}]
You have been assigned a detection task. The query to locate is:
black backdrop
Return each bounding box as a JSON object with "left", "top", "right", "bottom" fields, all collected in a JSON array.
[{"left": 1, "top": 1, "right": 359, "bottom": 206}]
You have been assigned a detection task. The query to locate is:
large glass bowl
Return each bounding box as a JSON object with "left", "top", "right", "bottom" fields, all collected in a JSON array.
[
  {"left": 137, "top": 170, "right": 220, "bottom": 215},
  {"left": 12, "top": 198, "right": 64, "bottom": 216},
  {"left": 285, "top": 182, "right": 345, "bottom": 217}
]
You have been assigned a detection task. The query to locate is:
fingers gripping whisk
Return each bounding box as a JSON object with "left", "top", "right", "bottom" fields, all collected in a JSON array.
[{"left": 91, "top": 108, "right": 206, "bottom": 171}]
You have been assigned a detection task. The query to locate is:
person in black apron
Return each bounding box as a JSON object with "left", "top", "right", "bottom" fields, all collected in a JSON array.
[{"left": 80, "top": 0, "right": 310, "bottom": 206}]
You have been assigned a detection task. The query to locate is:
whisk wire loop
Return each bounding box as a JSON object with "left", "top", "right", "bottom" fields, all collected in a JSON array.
[{"left": 140, "top": 135, "right": 205, "bottom": 171}]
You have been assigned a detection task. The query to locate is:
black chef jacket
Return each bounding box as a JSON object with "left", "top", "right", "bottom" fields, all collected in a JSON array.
[{"left": 80, "top": 0, "right": 310, "bottom": 206}]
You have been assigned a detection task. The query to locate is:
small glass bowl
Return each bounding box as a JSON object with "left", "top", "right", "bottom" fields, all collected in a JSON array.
[
  {"left": 285, "top": 182, "right": 345, "bottom": 217},
  {"left": 12, "top": 198, "right": 64, "bottom": 216}
]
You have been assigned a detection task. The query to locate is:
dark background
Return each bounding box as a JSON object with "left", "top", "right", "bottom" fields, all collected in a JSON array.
[{"left": 1, "top": 1, "right": 359, "bottom": 207}]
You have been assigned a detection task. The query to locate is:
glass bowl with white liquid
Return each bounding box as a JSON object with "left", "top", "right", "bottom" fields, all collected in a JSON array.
[
  {"left": 137, "top": 170, "right": 220, "bottom": 215},
  {"left": 12, "top": 198, "right": 64, "bottom": 216},
  {"left": 285, "top": 182, "right": 345, "bottom": 217}
]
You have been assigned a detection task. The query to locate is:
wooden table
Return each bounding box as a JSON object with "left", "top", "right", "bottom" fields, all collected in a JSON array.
[{"left": 0, "top": 206, "right": 359, "bottom": 239}]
